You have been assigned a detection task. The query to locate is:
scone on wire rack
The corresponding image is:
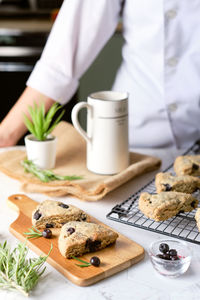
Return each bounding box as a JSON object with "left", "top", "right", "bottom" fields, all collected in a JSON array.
[
  {"left": 174, "top": 155, "right": 200, "bottom": 176},
  {"left": 195, "top": 208, "right": 200, "bottom": 232},
  {"left": 155, "top": 172, "right": 200, "bottom": 194},
  {"left": 139, "top": 191, "right": 198, "bottom": 222},
  {"left": 58, "top": 221, "right": 118, "bottom": 258},
  {"left": 32, "top": 200, "right": 90, "bottom": 229}
]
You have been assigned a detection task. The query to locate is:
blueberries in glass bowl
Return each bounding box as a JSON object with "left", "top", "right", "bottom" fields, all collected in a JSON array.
[
  {"left": 149, "top": 239, "right": 192, "bottom": 278},
  {"left": 157, "top": 243, "right": 179, "bottom": 261}
]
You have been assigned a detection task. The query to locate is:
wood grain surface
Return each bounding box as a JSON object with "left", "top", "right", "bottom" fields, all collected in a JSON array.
[{"left": 7, "top": 194, "right": 145, "bottom": 286}]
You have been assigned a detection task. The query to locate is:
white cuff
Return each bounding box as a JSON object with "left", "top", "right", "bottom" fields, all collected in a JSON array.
[{"left": 26, "top": 60, "right": 79, "bottom": 105}]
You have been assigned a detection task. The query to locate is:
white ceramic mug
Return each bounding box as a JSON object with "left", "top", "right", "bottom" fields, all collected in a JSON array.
[{"left": 71, "top": 91, "right": 129, "bottom": 175}]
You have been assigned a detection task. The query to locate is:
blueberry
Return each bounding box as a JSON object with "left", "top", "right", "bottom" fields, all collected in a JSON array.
[
  {"left": 33, "top": 210, "right": 42, "bottom": 220},
  {"left": 45, "top": 223, "right": 54, "bottom": 228},
  {"left": 67, "top": 227, "right": 75, "bottom": 234},
  {"left": 78, "top": 214, "right": 87, "bottom": 221},
  {"left": 85, "top": 239, "right": 101, "bottom": 252},
  {"left": 42, "top": 229, "right": 52, "bottom": 239},
  {"left": 90, "top": 256, "right": 100, "bottom": 267},
  {"left": 162, "top": 253, "right": 171, "bottom": 260},
  {"left": 156, "top": 254, "right": 164, "bottom": 259},
  {"left": 163, "top": 184, "right": 172, "bottom": 191},
  {"left": 192, "top": 163, "right": 199, "bottom": 170},
  {"left": 169, "top": 249, "right": 177, "bottom": 257},
  {"left": 58, "top": 203, "right": 69, "bottom": 209},
  {"left": 156, "top": 253, "right": 170, "bottom": 260},
  {"left": 191, "top": 201, "right": 196, "bottom": 208},
  {"left": 171, "top": 255, "right": 180, "bottom": 261},
  {"left": 159, "top": 243, "right": 169, "bottom": 254}
]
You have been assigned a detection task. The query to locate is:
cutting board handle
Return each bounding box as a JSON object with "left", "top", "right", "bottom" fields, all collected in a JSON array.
[{"left": 7, "top": 194, "right": 37, "bottom": 216}]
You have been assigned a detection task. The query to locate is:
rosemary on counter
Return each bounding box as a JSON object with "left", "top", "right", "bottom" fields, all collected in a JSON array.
[
  {"left": 24, "top": 226, "right": 43, "bottom": 239},
  {"left": 21, "top": 159, "right": 83, "bottom": 183},
  {"left": 0, "top": 241, "right": 52, "bottom": 296}
]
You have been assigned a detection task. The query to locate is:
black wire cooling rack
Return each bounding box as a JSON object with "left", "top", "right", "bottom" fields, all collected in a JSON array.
[{"left": 106, "top": 140, "right": 200, "bottom": 245}]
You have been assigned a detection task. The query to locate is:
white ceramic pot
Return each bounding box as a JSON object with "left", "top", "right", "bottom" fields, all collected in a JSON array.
[{"left": 24, "top": 134, "right": 57, "bottom": 169}]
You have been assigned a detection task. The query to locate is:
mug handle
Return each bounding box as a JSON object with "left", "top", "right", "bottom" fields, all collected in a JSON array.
[{"left": 71, "top": 102, "right": 92, "bottom": 144}]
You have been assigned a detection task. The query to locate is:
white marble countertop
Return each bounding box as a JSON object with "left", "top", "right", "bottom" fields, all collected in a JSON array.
[{"left": 0, "top": 146, "right": 200, "bottom": 300}]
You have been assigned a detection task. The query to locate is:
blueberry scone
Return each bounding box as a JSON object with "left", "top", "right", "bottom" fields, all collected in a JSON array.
[
  {"left": 174, "top": 155, "right": 200, "bottom": 176},
  {"left": 32, "top": 200, "right": 90, "bottom": 229},
  {"left": 195, "top": 208, "right": 200, "bottom": 232},
  {"left": 155, "top": 172, "right": 200, "bottom": 194},
  {"left": 139, "top": 191, "right": 198, "bottom": 221},
  {"left": 58, "top": 221, "right": 118, "bottom": 258}
]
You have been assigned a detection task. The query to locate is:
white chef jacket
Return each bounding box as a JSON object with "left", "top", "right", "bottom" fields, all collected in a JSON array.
[{"left": 27, "top": 0, "right": 200, "bottom": 149}]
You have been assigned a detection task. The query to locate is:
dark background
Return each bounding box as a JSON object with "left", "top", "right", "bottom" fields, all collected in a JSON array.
[{"left": 0, "top": 0, "right": 123, "bottom": 144}]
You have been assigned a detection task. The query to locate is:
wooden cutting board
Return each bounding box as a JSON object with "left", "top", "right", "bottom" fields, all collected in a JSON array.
[{"left": 7, "top": 194, "right": 145, "bottom": 286}]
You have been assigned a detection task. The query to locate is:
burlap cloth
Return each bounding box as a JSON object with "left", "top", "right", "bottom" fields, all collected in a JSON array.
[{"left": 0, "top": 121, "right": 161, "bottom": 201}]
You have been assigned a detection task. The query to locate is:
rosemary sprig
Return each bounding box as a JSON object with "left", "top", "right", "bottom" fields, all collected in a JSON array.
[
  {"left": 72, "top": 256, "right": 91, "bottom": 268},
  {"left": 0, "top": 241, "right": 52, "bottom": 296},
  {"left": 21, "top": 159, "right": 83, "bottom": 182},
  {"left": 24, "top": 226, "right": 43, "bottom": 239}
]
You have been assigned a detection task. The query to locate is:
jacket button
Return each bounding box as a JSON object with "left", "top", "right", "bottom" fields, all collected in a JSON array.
[
  {"left": 167, "top": 57, "right": 178, "bottom": 67},
  {"left": 166, "top": 9, "right": 177, "bottom": 19},
  {"left": 168, "top": 103, "right": 177, "bottom": 112}
]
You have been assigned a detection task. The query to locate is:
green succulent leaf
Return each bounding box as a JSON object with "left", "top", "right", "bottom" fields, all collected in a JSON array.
[
  {"left": 35, "top": 102, "right": 45, "bottom": 140},
  {"left": 23, "top": 114, "right": 36, "bottom": 137},
  {"left": 45, "top": 109, "right": 65, "bottom": 137}
]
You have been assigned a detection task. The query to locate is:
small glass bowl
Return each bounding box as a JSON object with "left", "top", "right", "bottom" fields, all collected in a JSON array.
[{"left": 148, "top": 239, "right": 192, "bottom": 278}]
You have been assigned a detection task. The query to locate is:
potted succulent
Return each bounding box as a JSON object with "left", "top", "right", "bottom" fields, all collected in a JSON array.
[{"left": 24, "top": 101, "right": 65, "bottom": 169}]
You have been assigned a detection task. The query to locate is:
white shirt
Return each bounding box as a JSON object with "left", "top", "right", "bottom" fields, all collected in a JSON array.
[{"left": 27, "top": 0, "right": 200, "bottom": 149}]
